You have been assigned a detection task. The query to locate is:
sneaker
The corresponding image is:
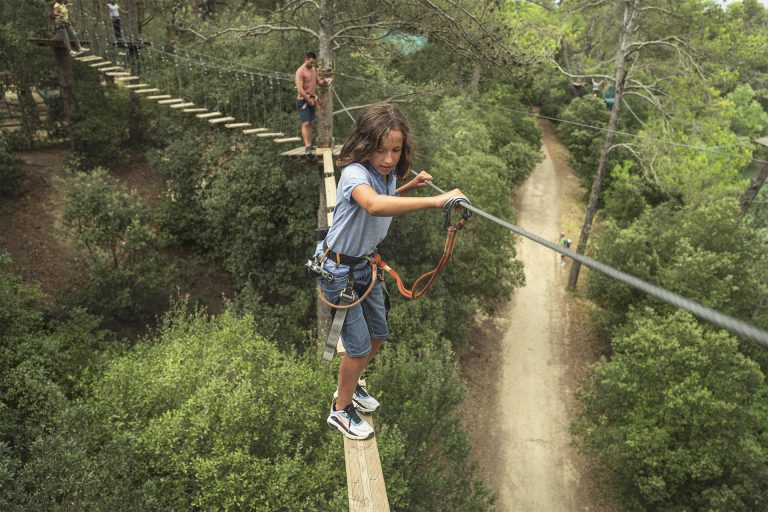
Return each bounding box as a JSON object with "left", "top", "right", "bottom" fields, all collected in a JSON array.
[
  {"left": 304, "top": 146, "right": 313, "bottom": 155},
  {"left": 70, "top": 50, "right": 78, "bottom": 57},
  {"left": 333, "top": 384, "right": 380, "bottom": 414},
  {"left": 327, "top": 400, "right": 374, "bottom": 440}
]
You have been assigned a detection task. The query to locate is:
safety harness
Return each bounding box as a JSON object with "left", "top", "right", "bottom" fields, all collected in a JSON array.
[{"left": 309, "top": 196, "right": 471, "bottom": 361}]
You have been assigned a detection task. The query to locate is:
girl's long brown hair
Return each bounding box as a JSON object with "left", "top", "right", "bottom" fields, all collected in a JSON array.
[{"left": 336, "top": 103, "right": 414, "bottom": 180}]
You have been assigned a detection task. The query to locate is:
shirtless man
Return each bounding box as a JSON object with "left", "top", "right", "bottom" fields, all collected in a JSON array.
[{"left": 295, "top": 52, "right": 330, "bottom": 155}]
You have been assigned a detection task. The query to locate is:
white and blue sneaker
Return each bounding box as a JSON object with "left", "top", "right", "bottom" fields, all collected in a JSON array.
[
  {"left": 333, "top": 384, "right": 380, "bottom": 414},
  {"left": 327, "top": 400, "right": 374, "bottom": 440}
]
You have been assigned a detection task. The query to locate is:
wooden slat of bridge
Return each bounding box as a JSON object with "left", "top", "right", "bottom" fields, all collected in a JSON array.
[
  {"left": 281, "top": 144, "right": 342, "bottom": 157},
  {"left": 344, "top": 412, "right": 389, "bottom": 511}
]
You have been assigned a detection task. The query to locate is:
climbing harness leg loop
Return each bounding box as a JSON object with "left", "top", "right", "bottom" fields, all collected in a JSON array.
[{"left": 323, "top": 278, "right": 356, "bottom": 361}]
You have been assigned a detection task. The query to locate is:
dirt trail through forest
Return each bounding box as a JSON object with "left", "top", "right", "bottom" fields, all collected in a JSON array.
[{"left": 461, "top": 120, "right": 615, "bottom": 511}]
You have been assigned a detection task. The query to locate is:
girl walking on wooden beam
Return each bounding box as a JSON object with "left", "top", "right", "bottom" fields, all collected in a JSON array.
[{"left": 313, "top": 103, "right": 466, "bottom": 440}]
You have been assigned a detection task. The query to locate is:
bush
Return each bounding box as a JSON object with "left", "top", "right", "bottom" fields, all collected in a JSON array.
[
  {"left": 575, "top": 309, "right": 768, "bottom": 511},
  {"left": 71, "top": 73, "right": 130, "bottom": 168},
  {"left": 62, "top": 168, "right": 172, "bottom": 322},
  {"left": 0, "top": 131, "right": 23, "bottom": 198}
]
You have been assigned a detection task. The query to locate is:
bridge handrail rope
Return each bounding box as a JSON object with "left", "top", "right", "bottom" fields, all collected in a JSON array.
[{"left": 413, "top": 170, "right": 768, "bottom": 349}]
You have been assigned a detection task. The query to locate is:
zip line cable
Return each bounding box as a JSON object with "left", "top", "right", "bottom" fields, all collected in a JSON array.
[{"left": 413, "top": 170, "right": 768, "bottom": 349}]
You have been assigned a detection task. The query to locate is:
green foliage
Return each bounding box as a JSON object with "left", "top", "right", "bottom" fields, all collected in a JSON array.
[
  {"left": 372, "top": 337, "right": 496, "bottom": 511},
  {"left": 575, "top": 309, "right": 768, "bottom": 511},
  {"left": 556, "top": 95, "right": 612, "bottom": 187},
  {"left": 726, "top": 84, "right": 768, "bottom": 138},
  {"left": 71, "top": 73, "right": 131, "bottom": 167},
  {"left": 149, "top": 121, "right": 317, "bottom": 348},
  {"left": 0, "top": 131, "right": 23, "bottom": 198},
  {"left": 62, "top": 168, "right": 172, "bottom": 322},
  {"left": 588, "top": 198, "right": 768, "bottom": 336},
  {"left": 0, "top": 254, "right": 114, "bottom": 509},
  {"left": 13, "top": 307, "right": 345, "bottom": 510},
  {"left": 603, "top": 162, "right": 648, "bottom": 227}
]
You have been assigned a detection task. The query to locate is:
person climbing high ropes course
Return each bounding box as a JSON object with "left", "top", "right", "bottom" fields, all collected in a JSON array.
[{"left": 306, "top": 103, "right": 469, "bottom": 440}]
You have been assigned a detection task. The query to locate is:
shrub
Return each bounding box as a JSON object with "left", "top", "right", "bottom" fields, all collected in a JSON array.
[{"left": 62, "top": 168, "right": 172, "bottom": 322}]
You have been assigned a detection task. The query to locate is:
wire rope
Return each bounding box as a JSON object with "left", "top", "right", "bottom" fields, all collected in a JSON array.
[{"left": 412, "top": 170, "right": 768, "bottom": 348}]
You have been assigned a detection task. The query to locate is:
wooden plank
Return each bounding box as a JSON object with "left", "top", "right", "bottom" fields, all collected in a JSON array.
[
  {"left": 115, "top": 76, "right": 140, "bottom": 81},
  {"left": 242, "top": 128, "right": 269, "bottom": 134},
  {"left": 256, "top": 132, "right": 284, "bottom": 137},
  {"left": 123, "top": 83, "right": 150, "bottom": 89},
  {"left": 183, "top": 108, "right": 208, "bottom": 113},
  {"left": 281, "top": 144, "right": 343, "bottom": 157},
  {"left": 343, "top": 381, "right": 389, "bottom": 512},
  {"left": 196, "top": 111, "right": 222, "bottom": 119},
  {"left": 208, "top": 116, "right": 236, "bottom": 124},
  {"left": 756, "top": 137, "right": 768, "bottom": 148},
  {"left": 323, "top": 149, "right": 337, "bottom": 226},
  {"left": 77, "top": 55, "right": 103, "bottom": 63},
  {"left": 90, "top": 61, "right": 113, "bottom": 68},
  {"left": 170, "top": 102, "right": 196, "bottom": 109},
  {"left": 105, "top": 72, "right": 130, "bottom": 77},
  {"left": 273, "top": 136, "right": 302, "bottom": 143},
  {"left": 146, "top": 94, "right": 172, "bottom": 100},
  {"left": 99, "top": 66, "right": 124, "bottom": 72},
  {"left": 134, "top": 88, "right": 160, "bottom": 94},
  {"left": 224, "top": 122, "right": 251, "bottom": 128},
  {"left": 158, "top": 98, "right": 185, "bottom": 105}
]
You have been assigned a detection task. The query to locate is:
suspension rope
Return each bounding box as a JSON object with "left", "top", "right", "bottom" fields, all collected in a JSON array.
[
  {"left": 411, "top": 170, "right": 768, "bottom": 348},
  {"left": 332, "top": 85, "right": 356, "bottom": 122}
]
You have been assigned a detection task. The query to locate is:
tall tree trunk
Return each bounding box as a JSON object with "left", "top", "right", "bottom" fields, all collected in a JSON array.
[
  {"left": 53, "top": 46, "right": 76, "bottom": 149},
  {"left": 316, "top": 0, "right": 334, "bottom": 149},
  {"left": 17, "top": 83, "right": 39, "bottom": 143},
  {"left": 127, "top": 0, "right": 142, "bottom": 146},
  {"left": 316, "top": 0, "right": 334, "bottom": 349},
  {"left": 567, "top": 0, "right": 639, "bottom": 290},
  {"left": 739, "top": 161, "right": 768, "bottom": 216}
]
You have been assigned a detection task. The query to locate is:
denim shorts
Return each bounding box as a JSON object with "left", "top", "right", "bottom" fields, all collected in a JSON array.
[
  {"left": 297, "top": 99, "right": 316, "bottom": 122},
  {"left": 318, "top": 262, "right": 388, "bottom": 358}
]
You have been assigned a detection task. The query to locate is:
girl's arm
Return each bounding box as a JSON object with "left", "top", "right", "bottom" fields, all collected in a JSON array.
[
  {"left": 396, "top": 170, "right": 432, "bottom": 196},
  {"left": 352, "top": 183, "right": 464, "bottom": 217}
]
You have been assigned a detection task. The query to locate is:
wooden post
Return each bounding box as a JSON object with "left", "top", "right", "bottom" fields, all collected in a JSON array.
[
  {"left": 126, "top": 0, "right": 142, "bottom": 146},
  {"left": 316, "top": 0, "right": 334, "bottom": 150},
  {"left": 52, "top": 45, "right": 76, "bottom": 148},
  {"left": 316, "top": 0, "right": 335, "bottom": 349},
  {"left": 316, "top": 149, "right": 334, "bottom": 353}
]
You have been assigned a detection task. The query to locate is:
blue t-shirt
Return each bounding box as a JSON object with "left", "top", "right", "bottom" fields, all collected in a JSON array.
[{"left": 315, "top": 163, "right": 397, "bottom": 272}]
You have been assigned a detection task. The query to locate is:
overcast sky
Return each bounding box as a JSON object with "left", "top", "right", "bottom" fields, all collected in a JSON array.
[{"left": 718, "top": 0, "right": 768, "bottom": 6}]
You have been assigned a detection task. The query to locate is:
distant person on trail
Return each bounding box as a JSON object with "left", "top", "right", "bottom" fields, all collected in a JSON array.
[
  {"left": 559, "top": 231, "right": 571, "bottom": 265},
  {"left": 312, "top": 103, "right": 466, "bottom": 440},
  {"left": 52, "top": 1, "right": 86, "bottom": 57},
  {"left": 106, "top": 1, "right": 127, "bottom": 42},
  {"left": 295, "top": 51, "right": 330, "bottom": 155}
]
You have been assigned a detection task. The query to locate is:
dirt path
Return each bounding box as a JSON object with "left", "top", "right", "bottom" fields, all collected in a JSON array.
[{"left": 461, "top": 120, "right": 616, "bottom": 511}]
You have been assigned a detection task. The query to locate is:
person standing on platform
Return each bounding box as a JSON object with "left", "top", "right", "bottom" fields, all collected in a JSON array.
[
  {"left": 106, "top": 1, "right": 127, "bottom": 42},
  {"left": 52, "top": 1, "right": 86, "bottom": 57},
  {"left": 295, "top": 52, "right": 330, "bottom": 155}
]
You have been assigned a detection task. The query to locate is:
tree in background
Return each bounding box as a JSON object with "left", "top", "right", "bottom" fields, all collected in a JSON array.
[
  {"left": 575, "top": 309, "right": 768, "bottom": 511},
  {"left": 62, "top": 168, "right": 172, "bottom": 323}
]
